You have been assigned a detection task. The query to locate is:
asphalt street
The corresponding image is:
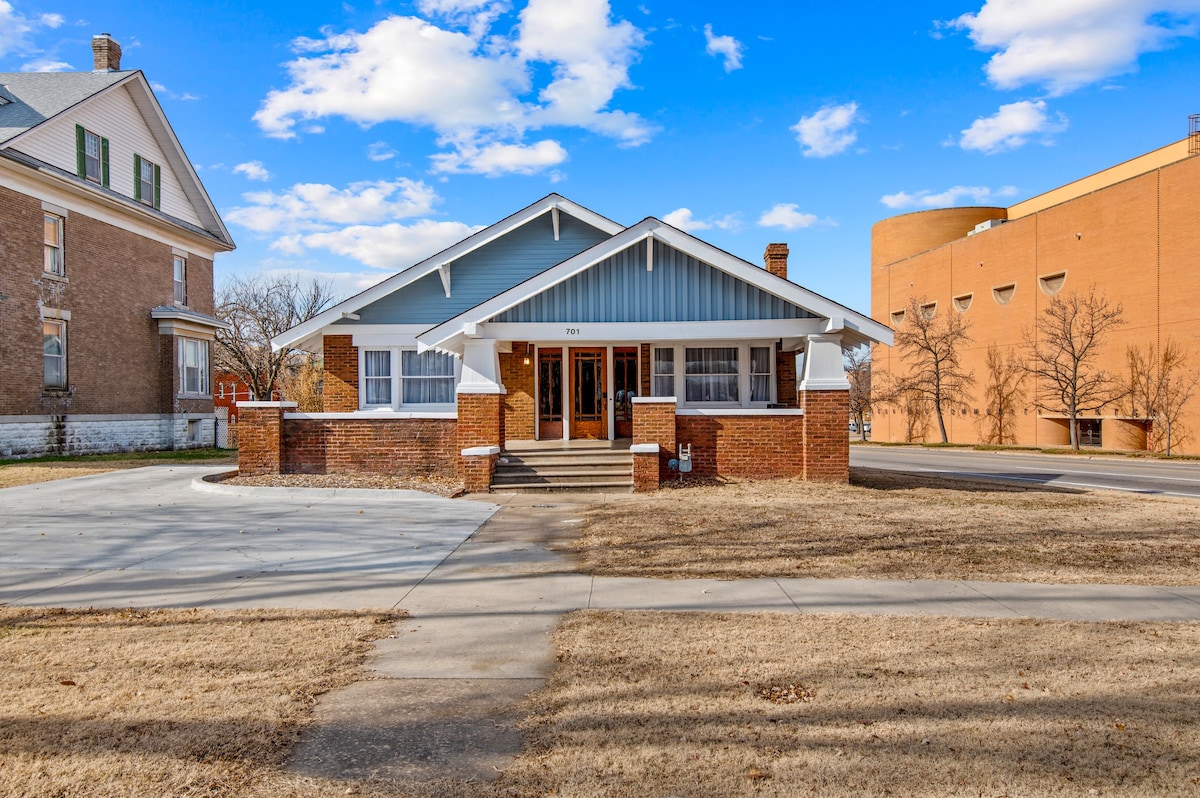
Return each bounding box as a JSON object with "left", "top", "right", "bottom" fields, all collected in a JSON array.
[{"left": 851, "top": 445, "right": 1200, "bottom": 498}]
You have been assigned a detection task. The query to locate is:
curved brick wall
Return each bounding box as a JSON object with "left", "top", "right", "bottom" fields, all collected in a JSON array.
[{"left": 872, "top": 207, "right": 1007, "bottom": 268}]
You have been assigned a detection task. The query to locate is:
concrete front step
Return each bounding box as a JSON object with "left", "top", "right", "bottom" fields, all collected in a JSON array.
[
  {"left": 493, "top": 446, "right": 633, "bottom": 492},
  {"left": 493, "top": 470, "right": 632, "bottom": 486},
  {"left": 498, "top": 452, "right": 632, "bottom": 468},
  {"left": 491, "top": 480, "right": 634, "bottom": 493}
]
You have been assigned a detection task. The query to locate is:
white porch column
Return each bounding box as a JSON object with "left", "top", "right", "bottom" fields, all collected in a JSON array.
[
  {"left": 798, "top": 332, "right": 849, "bottom": 391},
  {"left": 457, "top": 338, "right": 505, "bottom": 394}
]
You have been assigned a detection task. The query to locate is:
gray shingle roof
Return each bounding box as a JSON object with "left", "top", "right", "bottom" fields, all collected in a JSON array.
[{"left": 0, "top": 70, "right": 133, "bottom": 144}]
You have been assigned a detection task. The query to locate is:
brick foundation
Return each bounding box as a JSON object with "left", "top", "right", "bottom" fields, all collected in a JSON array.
[{"left": 801, "top": 389, "right": 850, "bottom": 482}]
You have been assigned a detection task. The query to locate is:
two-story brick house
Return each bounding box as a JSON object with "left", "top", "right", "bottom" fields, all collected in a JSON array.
[{"left": 0, "top": 35, "right": 235, "bottom": 457}]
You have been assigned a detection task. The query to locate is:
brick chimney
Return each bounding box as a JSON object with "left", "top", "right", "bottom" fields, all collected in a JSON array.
[
  {"left": 92, "top": 34, "right": 122, "bottom": 72},
  {"left": 764, "top": 243, "right": 789, "bottom": 281}
]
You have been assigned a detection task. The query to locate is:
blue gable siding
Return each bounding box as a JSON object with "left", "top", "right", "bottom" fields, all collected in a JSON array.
[
  {"left": 344, "top": 211, "right": 612, "bottom": 326},
  {"left": 493, "top": 240, "right": 817, "bottom": 323}
]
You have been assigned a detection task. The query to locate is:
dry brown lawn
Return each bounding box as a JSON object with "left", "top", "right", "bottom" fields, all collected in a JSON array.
[
  {"left": 0, "top": 451, "right": 235, "bottom": 488},
  {"left": 576, "top": 469, "right": 1200, "bottom": 585},
  {"left": 0, "top": 607, "right": 401, "bottom": 798},
  {"left": 503, "top": 610, "right": 1200, "bottom": 797}
]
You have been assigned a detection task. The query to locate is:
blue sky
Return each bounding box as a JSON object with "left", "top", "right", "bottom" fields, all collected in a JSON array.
[{"left": 3, "top": 0, "right": 1199, "bottom": 314}]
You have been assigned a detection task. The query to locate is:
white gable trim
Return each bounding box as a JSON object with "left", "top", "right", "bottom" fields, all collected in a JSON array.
[
  {"left": 272, "top": 193, "right": 625, "bottom": 352},
  {"left": 416, "top": 218, "right": 893, "bottom": 351}
]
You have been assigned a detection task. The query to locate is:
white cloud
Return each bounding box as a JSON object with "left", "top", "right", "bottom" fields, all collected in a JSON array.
[
  {"left": 662, "top": 207, "right": 711, "bottom": 231},
  {"left": 959, "top": 99, "right": 1068, "bottom": 153},
  {"left": 758, "top": 203, "right": 818, "bottom": 230},
  {"left": 431, "top": 138, "right": 567, "bottom": 175},
  {"left": 274, "top": 219, "right": 484, "bottom": 270},
  {"left": 0, "top": 2, "right": 66, "bottom": 68},
  {"left": 233, "top": 161, "right": 271, "bottom": 181},
  {"left": 703, "top": 23, "right": 744, "bottom": 72},
  {"left": 367, "top": 141, "right": 397, "bottom": 161},
  {"left": 952, "top": 0, "right": 1200, "bottom": 95},
  {"left": 791, "top": 101, "right": 862, "bottom": 158},
  {"left": 880, "top": 184, "right": 1020, "bottom": 209},
  {"left": 225, "top": 178, "right": 440, "bottom": 235},
  {"left": 20, "top": 58, "right": 70, "bottom": 72},
  {"left": 254, "top": 1, "right": 652, "bottom": 174}
]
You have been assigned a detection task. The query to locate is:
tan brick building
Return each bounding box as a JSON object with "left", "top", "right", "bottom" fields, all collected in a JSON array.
[
  {"left": 0, "top": 36, "right": 234, "bottom": 456},
  {"left": 872, "top": 135, "right": 1200, "bottom": 452}
]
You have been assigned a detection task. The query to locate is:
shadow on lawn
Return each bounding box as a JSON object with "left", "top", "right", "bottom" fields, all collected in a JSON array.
[{"left": 851, "top": 466, "right": 1087, "bottom": 495}]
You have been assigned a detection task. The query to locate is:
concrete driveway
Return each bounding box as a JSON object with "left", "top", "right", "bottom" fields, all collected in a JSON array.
[{"left": 0, "top": 466, "right": 499, "bottom": 609}]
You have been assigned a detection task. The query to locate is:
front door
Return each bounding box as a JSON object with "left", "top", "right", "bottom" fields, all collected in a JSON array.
[
  {"left": 538, "top": 348, "right": 563, "bottom": 440},
  {"left": 570, "top": 347, "right": 606, "bottom": 439},
  {"left": 613, "top": 347, "right": 638, "bottom": 438}
]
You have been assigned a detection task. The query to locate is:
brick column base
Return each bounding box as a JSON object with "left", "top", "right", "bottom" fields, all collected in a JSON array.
[
  {"left": 633, "top": 397, "right": 677, "bottom": 488},
  {"left": 631, "top": 444, "right": 661, "bottom": 493},
  {"left": 236, "top": 401, "right": 297, "bottom": 475},
  {"left": 461, "top": 446, "right": 499, "bottom": 493},
  {"left": 801, "top": 389, "right": 850, "bottom": 483},
  {"left": 457, "top": 392, "right": 504, "bottom": 490}
]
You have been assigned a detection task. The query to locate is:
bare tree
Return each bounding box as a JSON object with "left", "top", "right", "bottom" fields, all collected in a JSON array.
[
  {"left": 845, "top": 346, "right": 872, "bottom": 441},
  {"left": 982, "top": 345, "right": 1025, "bottom": 445},
  {"left": 277, "top": 351, "right": 326, "bottom": 413},
  {"left": 215, "top": 275, "right": 336, "bottom": 403},
  {"left": 1023, "top": 287, "right": 1125, "bottom": 450},
  {"left": 1125, "top": 338, "right": 1199, "bottom": 455},
  {"left": 888, "top": 296, "right": 974, "bottom": 443}
]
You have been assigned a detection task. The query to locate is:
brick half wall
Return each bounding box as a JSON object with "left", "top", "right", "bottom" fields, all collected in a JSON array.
[
  {"left": 676, "top": 413, "right": 804, "bottom": 479},
  {"left": 282, "top": 417, "right": 458, "bottom": 477}
]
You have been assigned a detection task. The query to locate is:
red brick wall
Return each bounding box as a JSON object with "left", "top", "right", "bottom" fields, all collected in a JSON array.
[
  {"left": 639, "top": 343, "right": 652, "bottom": 397},
  {"left": 457, "top": 392, "right": 503, "bottom": 491},
  {"left": 633, "top": 400, "right": 676, "bottom": 483},
  {"left": 237, "top": 405, "right": 285, "bottom": 475},
  {"left": 499, "top": 345, "right": 535, "bottom": 440},
  {"left": 322, "top": 335, "right": 358, "bottom": 412},
  {"left": 282, "top": 417, "right": 457, "bottom": 477},
  {"left": 676, "top": 414, "right": 804, "bottom": 478},
  {"left": 802, "top": 389, "right": 850, "bottom": 482},
  {"left": 0, "top": 185, "right": 215, "bottom": 416}
]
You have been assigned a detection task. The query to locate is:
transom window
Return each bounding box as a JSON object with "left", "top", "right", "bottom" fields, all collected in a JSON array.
[
  {"left": 362, "top": 349, "right": 457, "bottom": 408},
  {"left": 43, "top": 320, "right": 66, "bottom": 389},
  {"left": 178, "top": 338, "right": 210, "bottom": 396},
  {"left": 43, "top": 213, "right": 64, "bottom": 276}
]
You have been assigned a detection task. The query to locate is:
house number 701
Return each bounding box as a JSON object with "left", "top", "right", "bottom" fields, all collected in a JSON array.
[{"left": 565, "top": 327, "right": 581, "bottom": 335}]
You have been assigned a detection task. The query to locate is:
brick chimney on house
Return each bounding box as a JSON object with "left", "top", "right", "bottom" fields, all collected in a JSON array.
[
  {"left": 92, "top": 34, "right": 122, "bottom": 71},
  {"left": 764, "top": 243, "right": 789, "bottom": 281}
]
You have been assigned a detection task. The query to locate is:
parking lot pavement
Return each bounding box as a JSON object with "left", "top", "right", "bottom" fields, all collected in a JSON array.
[{"left": 0, "top": 466, "right": 499, "bottom": 609}]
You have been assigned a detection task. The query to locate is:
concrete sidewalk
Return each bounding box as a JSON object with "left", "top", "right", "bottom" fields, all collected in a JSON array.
[{"left": 286, "top": 489, "right": 1200, "bottom": 785}]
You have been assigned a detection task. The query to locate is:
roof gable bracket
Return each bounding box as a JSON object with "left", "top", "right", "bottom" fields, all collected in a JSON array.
[
  {"left": 437, "top": 263, "right": 451, "bottom": 298},
  {"left": 645, "top": 232, "right": 655, "bottom": 272},
  {"left": 551, "top": 206, "right": 561, "bottom": 241}
]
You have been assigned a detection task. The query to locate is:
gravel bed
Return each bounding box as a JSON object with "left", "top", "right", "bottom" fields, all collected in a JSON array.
[{"left": 217, "top": 471, "right": 464, "bottom": 497}]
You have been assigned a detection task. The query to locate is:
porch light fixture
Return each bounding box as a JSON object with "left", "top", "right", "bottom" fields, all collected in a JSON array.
[{"left": 523, "top": 343, "right": 532, "bottom": 366}]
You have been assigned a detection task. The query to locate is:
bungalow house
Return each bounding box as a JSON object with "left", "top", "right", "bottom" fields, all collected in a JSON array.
[{"left": 241, "top": 194, "right": 891, "bottom": 492}]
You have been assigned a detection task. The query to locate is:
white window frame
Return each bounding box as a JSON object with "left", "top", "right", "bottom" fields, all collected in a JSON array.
[
  {"left": 358, "top": 347, "right": 460, "bottom": 411},
  {"left": 653, "top": 342, "right": 776, "bottom": 408},
  {"left": 83, "top": 129, "right": 102, "bottom": 183},
  {"left": 43, "top": 213, "right": 64, "bottom": 276},
  {"left": 177, "top": 337, "right": 210, "bottom": 397},
  {"left": 43, "top": 319, "right": 67, "bottom": 389},
  {"left": 173, "top": 255, "right": 187, "bottom": 305}
]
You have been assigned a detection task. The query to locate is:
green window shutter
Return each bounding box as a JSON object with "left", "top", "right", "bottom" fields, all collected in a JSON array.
[
  {"left": 153, "top": 164, "right": 161, "bottom": 209},
  {"left": 100, "top": 137, "right": 109, "bottom": 187},
  {"left": 133, "top": 154, "right": 142, "bottom": 201},
  {"left": 75, "top": 125, "right": 86, "bottom": 177}
]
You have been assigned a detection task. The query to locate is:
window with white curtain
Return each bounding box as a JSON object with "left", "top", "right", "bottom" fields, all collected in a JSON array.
[
  {"left": 363, "top": 350, "right": 392, "bottom": 406},
  {"left": 401, "top": 350, "right": 455, "bottom": 404},
  {"left": 362, "top": 349, "right": 457, "bottom": 408},
  {"left": 750, "top": 346, "right": 772, "bottom": 402},
  {"left": 177, "top": 338, "right": 210, "bottom": 396},
  {"left": 685, "top": 347, "right": 739, "bottom": 402},
  {"left": 652, "top": 347, "right": 674, "bottom": 396}
]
